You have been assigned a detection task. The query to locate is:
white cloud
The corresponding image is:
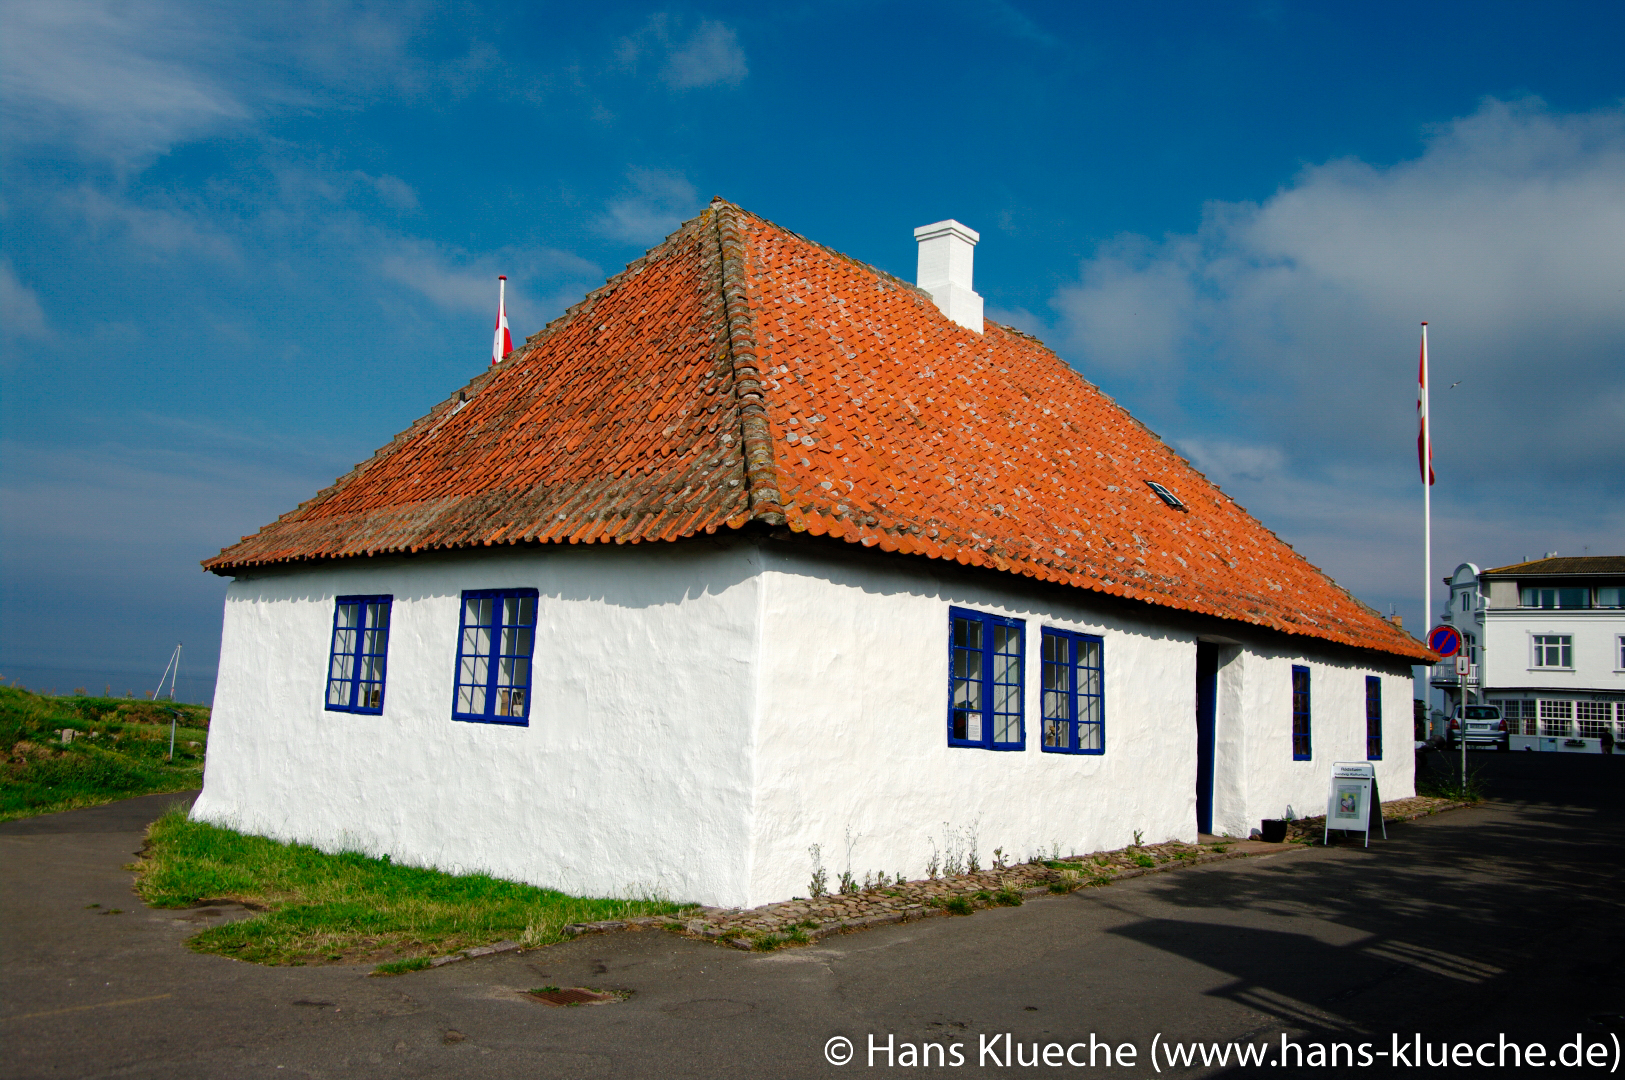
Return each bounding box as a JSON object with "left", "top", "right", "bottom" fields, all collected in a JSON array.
[
  {"left": 0, "top": 260, "right": 50, "bottom": 344},
  {"left": 596, "top": 168, "right": 700, "bottom": 245},
  {"left": 1052, "top": 98, "right": 1625, "bottom": 482},
  {"left": 1176, "top": 439, "right": 1288, "bottom": 486},
  {"left": 61, "top": 185, "right": 239, "bottom": 262},
  {"left": 663, "top": 21, "right": 748, "bottom": 89},
  {"left": 379, "top": 240, "right": 602, "bottom": 326},
  {"left": 0, "top": 0, "right": 434, "bottom": 168},
  {"left": 615, "top": 15, "right": 748, "bottom": 90}
]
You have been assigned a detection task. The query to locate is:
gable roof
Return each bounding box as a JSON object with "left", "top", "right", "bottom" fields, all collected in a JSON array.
[
  {"left": 205, "top": 199, "right": 1429, "bottom": 662},
  {"left": 1482, "top": 556, "right": 1625, "bottom": 578}
]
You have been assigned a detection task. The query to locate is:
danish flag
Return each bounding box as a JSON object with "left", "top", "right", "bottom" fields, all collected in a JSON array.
[
  {"left": 1416, "top": 324, "right": 1434, "bottom": 486},
  {"left": 492, "top": 275, "right": 512, "bottom": 365}
]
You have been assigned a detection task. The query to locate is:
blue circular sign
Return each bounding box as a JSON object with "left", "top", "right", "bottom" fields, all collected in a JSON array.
[{"left": 1427, "top": 625, "right": 1462, "bottom": 658}]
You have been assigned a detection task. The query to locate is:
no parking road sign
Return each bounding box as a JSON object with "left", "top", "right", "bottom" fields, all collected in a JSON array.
[{"left": 1427, "top": 624, "right": 1462, "bottom": 658}]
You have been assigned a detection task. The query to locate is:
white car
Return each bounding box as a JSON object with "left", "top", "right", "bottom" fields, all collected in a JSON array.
[{"left": 1449, "top": 704, "right": 1509, "bottom": 751}]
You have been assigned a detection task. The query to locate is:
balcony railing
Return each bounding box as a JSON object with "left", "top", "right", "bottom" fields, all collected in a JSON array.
[{"left": 1430, "top": 662, "right": 1478, "bottom": 685}]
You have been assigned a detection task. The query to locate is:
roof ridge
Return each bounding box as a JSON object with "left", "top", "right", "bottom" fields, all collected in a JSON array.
[{"left": 711, "top": 200, "right": 786, "bottom": 526}]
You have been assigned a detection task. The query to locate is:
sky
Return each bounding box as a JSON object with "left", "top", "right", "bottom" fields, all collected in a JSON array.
[{"left": 2, "top": 1, "right": 1622, "bottom": 703}]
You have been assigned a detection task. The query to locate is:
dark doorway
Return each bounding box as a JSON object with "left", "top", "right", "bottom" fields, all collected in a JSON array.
[{"left": 1195, "top": 642, "right": 1219, "bottom": 835}]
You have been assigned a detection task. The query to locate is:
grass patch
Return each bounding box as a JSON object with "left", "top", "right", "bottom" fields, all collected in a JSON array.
[
  {"left": 1132, "top": 854, "right": 1156, "bottom": 868},
  {"left": 993, "top": 887, "right": 1024, "bottom": 907},
  {"left": 1417, "top": 765, "right": 1488, "bottom": 803},
  {"left": 372, "top": 957, "right": 432, "bottom": 976},
  {"left": 941, "top": 895, "right": 974, "bottom": 916},
  {"left": 134, "top": 807, "right": 684, "bottom": 966},
  {"left": 1, "top": 685, "right": 209, "bottom": 822}
]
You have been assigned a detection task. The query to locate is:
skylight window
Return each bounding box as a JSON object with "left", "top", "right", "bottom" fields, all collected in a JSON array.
[{"left": 1146, "top": 481, "right": 1187, "bottom": 511}]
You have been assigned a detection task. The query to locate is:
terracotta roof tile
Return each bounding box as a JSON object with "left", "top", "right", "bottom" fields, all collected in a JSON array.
[{"left": 204, "top": 200, "right": 1429, "bottom": 661}]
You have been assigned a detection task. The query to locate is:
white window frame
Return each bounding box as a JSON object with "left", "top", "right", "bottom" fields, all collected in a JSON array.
[{"left": 1530, "top": 633, "right": 1573, "bottom": 670}]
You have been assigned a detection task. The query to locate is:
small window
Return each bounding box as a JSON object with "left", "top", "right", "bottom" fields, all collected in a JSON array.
[
  {"left": 1618, "top": 636, "right": 1625, "bottom": 669},
  {"left": 1291, "top": 665, "right": 1312, "bottom": 760},
  {"left": 1040, "top": 628, "right": 1104, "bottom": 755},
  {"left": 1145, "top": 481, "right": 1187, "bottom": 511},
  {"left": 453, "top": 589, "right": 538, "bottom": 725},
  {"left": 1365, "top": 676, "right": 1382, "bottom": 760},
  {"left": 1532, "top": 634, "right": 1573, "bottom": 669},
  {"left": 326, "top": 596, "right": 392, "bottom": 714},
  {"left": 1599, "top": 587, "right": 1624, "bottom": 609},
  {"left": 948, "top": 607, "right": 1024, "bottom": 750}
]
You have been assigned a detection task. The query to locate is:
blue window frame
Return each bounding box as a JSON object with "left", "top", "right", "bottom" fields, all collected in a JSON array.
[
  {"left": 326, "top": 595, "right": 392, "bottom": 714},
  {"left": 453, "top": 589, "right": 538, "bottom": 725},
  {"left": 1291, "top": 665, "right": 1312, "bottom": 760},
  {"left": 1041, "top": 628, "right": 1104, "bottom": 754},
  {"left": 948, "top": 607, "right": 1024, "bottom": 750},
  {"left": 1365, "top": 676, "right": 1383, "bottom": 760}
]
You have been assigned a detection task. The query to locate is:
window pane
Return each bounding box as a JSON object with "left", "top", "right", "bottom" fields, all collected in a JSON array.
[
  {"left": 502, "top": 656, "right": 529, "bottom": 689},
  {"left": 954, "top": 618, "right": 982, "bottom": 650},
  {"left": 505, "top": 625, "right": 533, "bottom": 658},
  {"left": 994, "top": 712, "right": 1018, "bottom": 743}
]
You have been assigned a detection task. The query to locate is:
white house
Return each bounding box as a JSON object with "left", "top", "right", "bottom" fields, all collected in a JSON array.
[
  {"left": 1434, "top": 556, "right": 1625, "bottom": 751},
  {"left": 194, "top": 200, "right": 1430, "bottom": 908}
]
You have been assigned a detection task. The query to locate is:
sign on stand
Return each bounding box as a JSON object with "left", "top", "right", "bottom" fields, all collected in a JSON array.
[{"left": 1324, "top": 762, "right": 1386, "bottom": 848}]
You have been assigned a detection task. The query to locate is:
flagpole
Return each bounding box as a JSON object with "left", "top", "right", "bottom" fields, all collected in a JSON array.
[{"left": 1421, "top": 321, "right": 1432, "bottom": 726}]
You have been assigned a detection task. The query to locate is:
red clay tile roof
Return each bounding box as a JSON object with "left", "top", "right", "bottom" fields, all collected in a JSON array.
[{"left": 205, "top": 200, "right": 1430, "bottom": 661}]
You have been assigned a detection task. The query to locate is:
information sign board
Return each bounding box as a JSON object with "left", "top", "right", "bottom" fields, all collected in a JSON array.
[{"left": 1324, "top": 762, "right": 1387, "bottom": 847}]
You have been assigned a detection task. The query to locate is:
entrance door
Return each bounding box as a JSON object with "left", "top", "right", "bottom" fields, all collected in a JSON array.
[{"left": 1195, "top": 642, "right": 1219, "bottom": 835}]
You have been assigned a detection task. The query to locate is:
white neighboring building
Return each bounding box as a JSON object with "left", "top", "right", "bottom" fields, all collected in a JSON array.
[
  {"left": 1434, "top": 556, "right": 1625, "bottom": 752},
  {"left": 195, "top": 201, "right": 1430, "bottom": 908}
]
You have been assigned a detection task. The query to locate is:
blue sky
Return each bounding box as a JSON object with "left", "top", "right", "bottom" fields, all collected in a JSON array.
[{"left": 2, "top": 1, "right": 1622, "bottom": 701}]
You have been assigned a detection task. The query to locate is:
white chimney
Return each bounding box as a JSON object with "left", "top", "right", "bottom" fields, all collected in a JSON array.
[{"left": 914, "top": 220, "right": 982, "bottom": 333}]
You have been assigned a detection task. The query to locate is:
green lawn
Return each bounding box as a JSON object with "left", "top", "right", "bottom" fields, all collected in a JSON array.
[
  {"left": 136, "top": 807, "right": 688, "bottom": 968},
  {"left": 1, "top": 686, "right": 209, "bottom": 822}
]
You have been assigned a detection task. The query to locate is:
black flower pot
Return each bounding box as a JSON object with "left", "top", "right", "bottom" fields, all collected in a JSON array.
[{"left": 1259, "top": 819, "right": 1288, "bottom": 844}]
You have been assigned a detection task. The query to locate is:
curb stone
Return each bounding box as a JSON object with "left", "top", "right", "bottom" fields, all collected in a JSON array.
[{"left": 428, "top": 939, "right": 520, "bottom": 967}]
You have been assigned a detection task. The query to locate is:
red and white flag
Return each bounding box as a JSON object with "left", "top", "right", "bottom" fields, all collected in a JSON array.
[
  {"left": 1416, "top": 324, "right": 1434, "bottom": 486},
  {"left": 491, "top": 275, "right": 512, "bottom": 365}
]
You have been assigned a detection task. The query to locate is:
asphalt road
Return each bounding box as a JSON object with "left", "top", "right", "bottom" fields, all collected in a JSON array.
[{"left": 3, "top": 754, "right": 1624, "bottom": 1079}]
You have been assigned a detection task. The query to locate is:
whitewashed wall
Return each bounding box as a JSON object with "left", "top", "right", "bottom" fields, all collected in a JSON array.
[
  {"left": 744, "top": 544, "right": 1416, "bottom": 906},
  {"left": 1208, "top": 645, "right": 1415, "bottom": 840},
  {"left": 197, "top": 537, "right": 1417, "bottom": 910},
  {"left": 194, "top": 542, "right": 764, "bottom": 906}
]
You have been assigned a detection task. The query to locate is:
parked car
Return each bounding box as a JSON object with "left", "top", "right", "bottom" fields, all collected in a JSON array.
[{"left": 1449, "top": 704, "right": 1509, "bottom": 751}]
